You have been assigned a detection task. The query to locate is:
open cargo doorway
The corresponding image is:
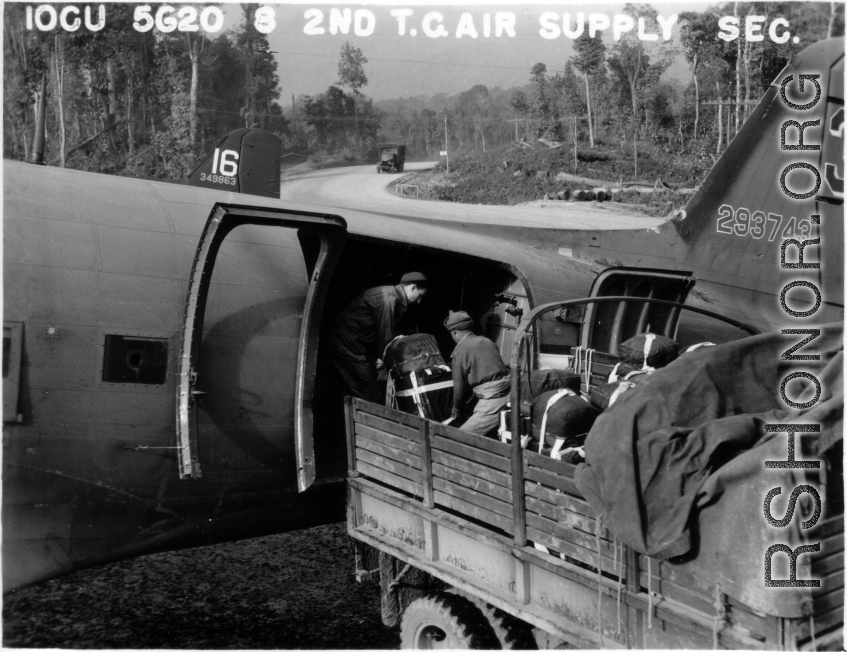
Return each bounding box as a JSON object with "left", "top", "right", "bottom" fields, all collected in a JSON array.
[{"left": 309, "top": 236, "right": 533, "bottom": 485}]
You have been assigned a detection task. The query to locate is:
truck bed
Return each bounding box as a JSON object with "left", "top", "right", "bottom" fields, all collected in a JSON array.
[{"left": 345, "top": 397, "right": 843, "bottom": 649}]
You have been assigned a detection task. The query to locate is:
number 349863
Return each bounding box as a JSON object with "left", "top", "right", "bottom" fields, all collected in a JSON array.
[{"left": 199, "top": 173, "right": 236, "bottom": 186}]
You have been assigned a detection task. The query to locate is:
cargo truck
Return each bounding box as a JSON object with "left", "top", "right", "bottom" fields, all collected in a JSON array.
[
  {"left": 345, "top": 295, "right": 843, "bottom": 650},
  {"left": 378, "top": 144, "right": 406, "bottom": 173}
]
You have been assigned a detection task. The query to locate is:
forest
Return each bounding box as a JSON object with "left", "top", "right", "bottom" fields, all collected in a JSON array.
[{"left": 3, "top": 2, "right": 842, "bottom": 179}]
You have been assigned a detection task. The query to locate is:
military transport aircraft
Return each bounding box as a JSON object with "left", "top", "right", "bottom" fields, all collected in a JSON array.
[{"left": 3, "top": 38, "right": 843, "bottom": 591}]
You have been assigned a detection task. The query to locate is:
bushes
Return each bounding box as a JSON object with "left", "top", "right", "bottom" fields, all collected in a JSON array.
[{"left": 408, "top": 142, "right": 699, "bottom": 216}]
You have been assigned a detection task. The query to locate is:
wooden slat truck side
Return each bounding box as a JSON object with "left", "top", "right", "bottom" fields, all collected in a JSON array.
[{"left": 344, "top": 298, "right": 843, "bottom": 650}]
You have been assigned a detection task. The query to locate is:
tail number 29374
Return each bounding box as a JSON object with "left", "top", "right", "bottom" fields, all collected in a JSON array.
[
  {"left": 715, "top": 203, "right": 813, "bottom": 241},
  {"left": 200, "top": 148, "right": 239, "bottom": 186}
]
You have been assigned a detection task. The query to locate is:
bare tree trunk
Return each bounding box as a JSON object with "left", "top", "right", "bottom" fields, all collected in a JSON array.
[
  {"left": 716, "top": 82, "right": 723, "bottom": 156},
  {"left": 149, "top": 97, "right": 156, "bottom": 139},
  {"left": 628, "top": 51, "right": 642, "bottom": 175},
  {"left": 584, "top": 75, "right": 594, "bottom": 148},
  {"left": 127, "top": 82, "right": 133, "bottom": 161},
  {"left": 187, "top": 34, "right": 202, "bottom": 151},
  {"left": 189, "top": 55, "right": 198, "bottom": 147},
  {"left": 572, "top": 118, "right": 578, "bottom": 172},
  {"left": 734, "top": 3, "right": 743, "bottom": 135},
  {"left": 742, "top": 6, "right": 753, "bottom": 123},
  {"left": 633, "top": 130, "right": 638, "bottom": 178},
  {"left": 53, "top": 37, "right": 66, "bottom": 167},
  {"left": 692, "top": 53, "right": 699, "bottom": 143},
  {"left": 353, "top": 91, "right": 358, "bottom": 132},
  {"left": 107, "top": 59, "right": 117, "bottom": 118},
  {"left": 23, "top": 118, "right": 29, "bottom": 161}
]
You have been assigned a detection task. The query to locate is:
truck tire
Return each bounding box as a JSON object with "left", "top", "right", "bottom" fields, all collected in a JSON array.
[
  {"left": 478, "top": 606, "right": 536, "bottom": 649},
  {"left": 400, "top": 593, "right": 497, "bottom": 649},
  {"left": 446, "top": 589, "right": 537, "bottom": 649}
]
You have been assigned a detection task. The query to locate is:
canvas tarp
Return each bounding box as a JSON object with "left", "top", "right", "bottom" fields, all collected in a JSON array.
[{"left": 574, "top": 324, "right": 842, "bottom": 618}]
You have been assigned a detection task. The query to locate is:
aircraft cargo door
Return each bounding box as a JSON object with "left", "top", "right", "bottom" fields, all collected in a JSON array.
[{"left": 176, "top": 205, "right": 346, "bottom": 493}]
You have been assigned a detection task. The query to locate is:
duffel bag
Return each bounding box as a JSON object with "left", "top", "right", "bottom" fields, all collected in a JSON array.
[
  {"left": 590, "top": 377, "right": 644, "bottom": 410},
  {"left": 619, "top": 333, "right": 679, "bottom": 369},
  {"left": 520, "top": 368, "right": 581, "bottom": 402},
  {"left": 392, "top": 365, "right": 453, "bottom": 422},
  {"left": 385, "top": 333, "right": 447, "bottom": 378},
  {"left": 530, "top": 389, "right": 600, "bottom": 453}
]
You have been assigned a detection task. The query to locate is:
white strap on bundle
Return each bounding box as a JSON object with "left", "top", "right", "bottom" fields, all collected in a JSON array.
[
  {"left": 685, "top": 342, "right": 715, "bottom": 353},
  {"left": 641, "top": 333, "right": 656, "bottom": 370},
  {"left": 538, "top": 388, "right": 577, "bottom": 454},
  {"left": 550, "top": 438, "right": 565, "bottom": 459},
  {"left": 385, "top": 373, "right": 397, "bottom": 409},
  {"left": 609, "top": 362, "right": 622, "bottom": 383},
  {"left": 395, "top": 379, "right": 454, "bottom": 399},
  {"left": 608, "top": 381, "right": 635, "bottom": 407},
  {"left": 409, "top": 372, "right": 423, "bottom": 417},
  {"left": 498, "top": 410, "right": 510, "bottom": 443},
  {"left": 551, "top": 444, "right": 585, "bottom": 461}
]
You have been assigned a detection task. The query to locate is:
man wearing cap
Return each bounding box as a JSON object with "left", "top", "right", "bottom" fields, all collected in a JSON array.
[
  {"left": 445, "top": 310, "right": 511, "bottom": 436},
  {"left": 329, "top": 273, "right": 428, "bottom": 403}
]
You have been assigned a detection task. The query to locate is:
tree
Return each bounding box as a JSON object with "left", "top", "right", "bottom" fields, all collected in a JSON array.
[
  {"left": 572, "top": 28, "right": 605, "bottom": 148},
  {"left": 456, "top": 85, "right": 493, "bottom": 151},
  {"left": 338, "top": 41, "right": 368, "bottom": 131},
  {"left": 186, "top": 31, "right": 205, "bottom": 150},
  {"left": 679, "top": 11, "right": 720, "bottom": 142},
  {"left": 607, "top": 3, "right": 675, "bottom": 175},
  {"left": 528, "top": 63, "right": 561, "bottom": 138},
  {"left": 236, "top": 5, "right": 282, "bottom": 133}
]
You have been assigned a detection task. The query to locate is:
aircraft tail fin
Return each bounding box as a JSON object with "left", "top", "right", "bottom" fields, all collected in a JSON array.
[
  {"left": 676, "top": 38, "right": 842, "bottom": 238},
  {"left": 669, "top": 38, "right": 843, "bottom": 305},
  {"left": 185, "top": 127, "right": 281, "bottom": 199}
]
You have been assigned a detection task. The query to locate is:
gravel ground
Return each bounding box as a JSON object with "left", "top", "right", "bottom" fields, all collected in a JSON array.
[{"left": 3, "top": 523, "right": 400, "bottom": 649}]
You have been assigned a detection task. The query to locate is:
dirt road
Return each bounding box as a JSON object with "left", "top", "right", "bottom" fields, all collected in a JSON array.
[
  {"left": 3, "top": 523, "right": 398, "bottom": 649},
  {"left": 278, "top": 162, "right": 666, "bottom": 231}
]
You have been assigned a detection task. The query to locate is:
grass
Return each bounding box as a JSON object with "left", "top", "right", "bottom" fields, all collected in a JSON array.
[{"left": 400, "top": 140, "right": 708, "bottom": 217}]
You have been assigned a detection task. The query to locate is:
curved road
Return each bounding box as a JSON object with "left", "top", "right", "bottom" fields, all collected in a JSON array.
[{"left": 279, "top": 161, "right": 668, "bottom": 231}]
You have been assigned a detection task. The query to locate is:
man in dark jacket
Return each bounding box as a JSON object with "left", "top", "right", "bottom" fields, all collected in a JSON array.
[
  {"left": 330, "top": 272, "right": 428, "bottom": 402},
  {"left": 445, "top": 310, "right": 510, "bottom": 436}
]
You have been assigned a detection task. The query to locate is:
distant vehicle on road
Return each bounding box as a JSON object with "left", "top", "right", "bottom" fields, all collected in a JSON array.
[{"left": 377, "top": 144, "right": 405, "bottom": 173}]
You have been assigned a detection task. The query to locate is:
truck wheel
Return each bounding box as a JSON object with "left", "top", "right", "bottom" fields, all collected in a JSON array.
[
  {"left": 446, "top": 589, "right": 537, "bottom": 649},
  {"left": 478, "top": 606, "right": 536, "bottom": 649},
  {"left": 400, "top": 593, "right": 497, "bottom": 649}
]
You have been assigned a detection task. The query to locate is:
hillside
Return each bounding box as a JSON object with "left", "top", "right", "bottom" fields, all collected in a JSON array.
[{"left": 396, "top": 141, "right": 710, "bottom": 217}]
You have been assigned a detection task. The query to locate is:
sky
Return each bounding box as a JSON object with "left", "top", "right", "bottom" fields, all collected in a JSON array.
[{"left": 218, "top": 1, "right": 722, "bottom": 102}]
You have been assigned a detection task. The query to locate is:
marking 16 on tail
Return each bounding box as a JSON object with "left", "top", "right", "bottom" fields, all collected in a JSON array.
[{"left": 185, "top": 127, "right": 281, "bottom": 199}]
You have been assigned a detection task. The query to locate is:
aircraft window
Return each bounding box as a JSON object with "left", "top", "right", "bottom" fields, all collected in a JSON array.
[
  {"left": 3, "top": 322, "right": 23, "bottom": 422},
  {"left": 102, "top": 335, "right": 169, "bottom": 385}
]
